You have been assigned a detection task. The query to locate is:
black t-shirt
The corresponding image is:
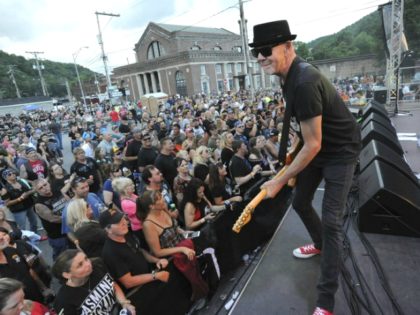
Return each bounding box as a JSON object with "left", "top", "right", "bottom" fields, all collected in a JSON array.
[
  {"left": 125, "top": 139, "right": 142, "bottom": 170},
  {"left": 70, "top": 158, "right": 101, "bottom": 193},
  {"left": 34, "top": 192, "right": 66, "bottom": 239},
  {"left": 102, "top": 235, "right": 150, "bottom": 284},
  {"left": 210, "top": 182, "right": 231, "bottom": 201},
  {"left": 54, "top": 260, "right": 116, "bottom": 315},
  {"left": 0, "top": 246, "right": 44, "bottom": 303},
  {"left": 284, "top": 57, "right": 361, "bottom": 166},
  {"left": 51, "top": 175, "right": 70, "bottom": 197},
  {"left": 3, "top": 179, "right": 33, "bottom": 213},
  {"left": 119, "top": 123, "right": 131, "bottom": 134},
  {"left": 221, "top": 148, "right": 234, "bottom": 168},
  {"left": 226, "top": 118, "right": 238, "bottom": 130},
  {"left": 230, "top": 155, "right": 260, "bottom": 195},
  {"left": 154, "top": 153, "right": 177, "bottom": 189},
  {"left": 138, "top": 147, "right": 158, "bottom": 168}
]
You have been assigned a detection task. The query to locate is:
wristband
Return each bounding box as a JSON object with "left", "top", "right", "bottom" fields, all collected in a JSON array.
[{"left": 151, "top": 270, "right": 156, "bottom": 280}]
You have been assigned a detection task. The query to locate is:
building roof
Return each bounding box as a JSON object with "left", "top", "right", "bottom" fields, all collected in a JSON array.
[{"left": 155, "top": 23, "right": 237, "bottom": 36}]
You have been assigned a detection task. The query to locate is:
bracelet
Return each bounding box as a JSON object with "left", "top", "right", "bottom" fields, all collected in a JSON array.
[
  {"left": 202, "top": 218, "right": 206, "bottom": 224},
  {"left": 151, "top": 270, "right": 156, "bottom": 280}
]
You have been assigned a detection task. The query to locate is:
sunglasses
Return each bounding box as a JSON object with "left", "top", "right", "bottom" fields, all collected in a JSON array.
[
  {"left": 72, "top": 176, "right": 86, "bottom": 185},
  {"left": 251, "top": 43, "right": 282, "bottom": 58}
]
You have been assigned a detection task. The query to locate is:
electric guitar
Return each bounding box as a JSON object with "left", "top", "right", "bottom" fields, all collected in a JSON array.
[{"left": 232, "top": 138, "right": 302, "bottom": 233}]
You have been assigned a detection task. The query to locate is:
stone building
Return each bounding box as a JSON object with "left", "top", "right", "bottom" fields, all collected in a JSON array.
[
  {"left": 312, "top": 54, "right": 385, "bottom": 82},
  {"left": 112, "top": 22, "right": 276, "bottom": 99},
  {"left": 112, "top": 23, "right": 387, "bottom": 100}
]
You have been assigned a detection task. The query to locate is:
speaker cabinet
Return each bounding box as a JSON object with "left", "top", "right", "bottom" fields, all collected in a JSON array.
[
  {"left": 362, "top": 100, "right": 389, "bottom": 120},
  {"left": 373, "top": 90, "right": 387, "bottom": 104},
  {"left": 361, "top": 121, "right": 403, "bottom": 156},
  {"left": 358, "top": 160, "right": 420, "bottom": 237},
  {"left": 359, "top": 140, "right": 418, "bottom": 186},
  {"left": 361, "top": 112, "right": 394, "bottom": 133}
]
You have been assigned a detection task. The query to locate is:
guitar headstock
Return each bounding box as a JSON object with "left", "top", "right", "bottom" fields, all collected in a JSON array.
[{"left": 232, "top": 204, "right": 254, "bottom": 233}]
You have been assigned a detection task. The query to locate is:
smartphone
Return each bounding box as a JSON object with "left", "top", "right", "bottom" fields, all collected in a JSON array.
[{"left": 184, "top": 231, "right": 201, "bottom": 239}]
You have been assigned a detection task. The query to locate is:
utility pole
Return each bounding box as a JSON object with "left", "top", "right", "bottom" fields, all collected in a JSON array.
[
  {"left": 238, "top": 0, "right": 254, "bottom": 101},
  {"left": 26, "top": 51, "right": 48, "bottom": 96},
  {"left": 73, "top": 46, "right": 89, "bottom": 107},
  {"left": 95, "top": 11, "right": 120, "bottom": 98},
  {"left": 7, "top": 65, "right": 21, "bottom": 98},
  {"left": 64, "top": 79, "right": 72, "bottom": 104},
  {"left": 93, "top": 72, "right": 101, "bottom": 95}
]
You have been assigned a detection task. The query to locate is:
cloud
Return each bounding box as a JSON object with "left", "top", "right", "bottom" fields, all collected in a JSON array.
[
  {"left": 0, "top": 1, "right": 41, "bottom": 41},
  {"left": 115, "top": 0, "right": 184, "bottom": 30}
]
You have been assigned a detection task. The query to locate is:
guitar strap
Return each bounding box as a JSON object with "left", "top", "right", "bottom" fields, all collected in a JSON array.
[{"left": 278, "top": 60, "right": 311, "bottom": 166}]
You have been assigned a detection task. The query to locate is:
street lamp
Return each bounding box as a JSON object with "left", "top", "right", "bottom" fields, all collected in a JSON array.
[{"left": 72, "top": 46, "right": 89, "bottom": 107}]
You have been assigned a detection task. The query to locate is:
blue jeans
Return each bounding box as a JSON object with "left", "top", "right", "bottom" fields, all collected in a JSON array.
[
  {"left": 292, "top": 162, "right": 356, "bottom": 312},
  {"left": 55, "top": 133, "right": 63, "bottom": 150},
  {"left": 13, "top": 207, "right": 39, "bottom": 233},
  {"left": 48, "top": 237, "right": 68, "bottom": 260}
]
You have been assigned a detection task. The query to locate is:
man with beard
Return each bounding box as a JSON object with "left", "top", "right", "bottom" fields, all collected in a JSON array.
[
  {"left": 124, "top": 127, "right": 143, "bottom": 172},
  {"left": 154, "top": 137, "right": 177, "bottom": 190},
  {"left": 137, "top": 132, "right": 158, "bottom": 173},
  {"left": 70, "top": 148, "right": 102, "bottom": 194},
  {"left": 34, "top": 178, "right": 67, "bottom": 259}
]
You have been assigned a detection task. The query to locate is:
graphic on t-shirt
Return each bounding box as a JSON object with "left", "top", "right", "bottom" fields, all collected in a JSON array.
[{"left": 80, "top": 273, "right": 116, "bottom": 314}]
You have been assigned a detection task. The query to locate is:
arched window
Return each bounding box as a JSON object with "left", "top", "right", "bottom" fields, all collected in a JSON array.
[
  {"left": 175, "top": 71, "right": 188, "bottom": 96},
  {"left": 147, "top": 41, "right": 165, "bottom": 60}
]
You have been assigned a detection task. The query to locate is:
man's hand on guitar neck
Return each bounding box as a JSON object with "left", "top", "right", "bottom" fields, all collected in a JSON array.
[{"left": 261, "top": 177, "right": 286, "bottom": 199}]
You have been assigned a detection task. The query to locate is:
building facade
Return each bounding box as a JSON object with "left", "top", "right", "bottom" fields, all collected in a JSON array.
[
  {"left": 112, "top": 23, "right": 386, "bottom": 100},
  {"left": 112, "top": 22, "right": 276, "bottom": 99}
]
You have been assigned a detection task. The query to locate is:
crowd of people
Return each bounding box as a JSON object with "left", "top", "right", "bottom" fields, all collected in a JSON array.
[{"left": 0, "top": 89, "right": 290, "bottom": 314}]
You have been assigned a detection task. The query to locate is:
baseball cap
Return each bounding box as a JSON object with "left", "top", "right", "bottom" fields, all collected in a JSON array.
[
  {"left": 2, "top": 168, "right": 16, "bottom": 180},
  {"left": 99, "top": 209, "right": 125, "bottom": 228},
  {"left": 25, "top": 147, "right": 36, "bottom": 154},
  {"left": 234, "top": 121, "right": 244, "bottom": 128},
  {"left": 269, "top": 129, "right": 279, "bottom": 137}
]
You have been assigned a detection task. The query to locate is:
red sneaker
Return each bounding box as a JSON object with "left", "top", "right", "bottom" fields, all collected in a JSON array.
[
  {"left": 292, "top": 244, "right": 321, "bottom": 259},
  {"left": 313, "top": 307, "right": 333, "bottom": 315}
]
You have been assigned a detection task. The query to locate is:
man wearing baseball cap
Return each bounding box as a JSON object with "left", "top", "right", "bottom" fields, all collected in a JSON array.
[{"left": 253, "top": 20, "right": 361, "bottom": 315}]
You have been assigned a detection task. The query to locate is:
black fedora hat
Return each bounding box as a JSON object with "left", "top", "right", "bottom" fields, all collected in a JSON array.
[{"left": 249, "top": 20, "right": 296, "bottom": 48}]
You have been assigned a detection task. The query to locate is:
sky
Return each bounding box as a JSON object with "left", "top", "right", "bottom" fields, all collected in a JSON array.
[{"left": 0, "top": 0, "right": 386, "bottom": 74}]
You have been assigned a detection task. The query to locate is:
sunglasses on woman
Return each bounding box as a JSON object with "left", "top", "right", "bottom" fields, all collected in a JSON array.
[{"left": 251, "top": 42, "right": 282, "bottom": 58}]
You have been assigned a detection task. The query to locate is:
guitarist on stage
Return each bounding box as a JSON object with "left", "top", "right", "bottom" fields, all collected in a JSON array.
[{"left": 250, "top": 20, "right": 361, "bottom": 315}]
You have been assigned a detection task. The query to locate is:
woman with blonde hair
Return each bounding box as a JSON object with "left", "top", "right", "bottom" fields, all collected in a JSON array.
[
  {"left": 66, "top": 199, "right": 93, "bottom": 232},
  {"left": 192, "top": 146, "right": 212, "bottom": 182},
  {"left": 220, "top": 132, "right": 234, "bottom": 169},
  {"left": 112, "top": 177, "right": 144, "bottom": 244}
]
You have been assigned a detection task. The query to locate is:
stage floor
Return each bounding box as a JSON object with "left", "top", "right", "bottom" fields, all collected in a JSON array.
[
  {"left": 229, "top": 188, "right": 420, "bottom": 315},
  {"left": 226, "top": 106, "right": 420, "bottom": 315}
]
